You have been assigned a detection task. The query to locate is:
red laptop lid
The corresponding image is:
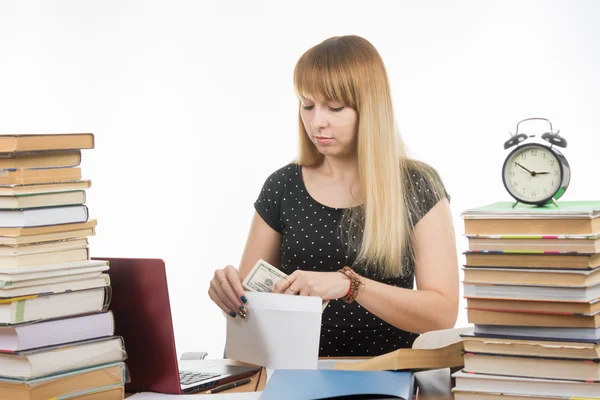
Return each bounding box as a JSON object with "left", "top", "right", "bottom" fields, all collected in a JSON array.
[{"left": 93, "top": 257, "right": 182, "bottom": 394}]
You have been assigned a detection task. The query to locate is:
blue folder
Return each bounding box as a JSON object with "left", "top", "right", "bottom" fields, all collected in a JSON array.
[{"left": 260, "top": 369, "right": 414, "bottom": 400}]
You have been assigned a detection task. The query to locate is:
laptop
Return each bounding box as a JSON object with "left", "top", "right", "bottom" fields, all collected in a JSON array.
[{"left": 93, "top": 257, "right": 261, "bottom": 394}]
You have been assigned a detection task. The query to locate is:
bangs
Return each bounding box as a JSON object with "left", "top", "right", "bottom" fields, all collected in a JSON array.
[{"left": 293, "top": 40, "right": 357, "bottom": 109}]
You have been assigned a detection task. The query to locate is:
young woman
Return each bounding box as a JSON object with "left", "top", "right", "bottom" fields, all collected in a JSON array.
[{"left": 208, "top": 35, "right": 459, "bottom": 357}]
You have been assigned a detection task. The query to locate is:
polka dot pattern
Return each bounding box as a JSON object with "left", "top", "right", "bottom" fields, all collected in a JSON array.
[{"left": 254, "top": 163, "right": 445, "bottom": 357}]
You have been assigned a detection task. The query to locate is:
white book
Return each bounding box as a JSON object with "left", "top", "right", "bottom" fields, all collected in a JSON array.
[
  {"left": 0, "top": 247, "right": 89, "bottom": 268},
  {"left": 0, "top": 205, "right": 88, "bottom": 228},
  {"left": 0, "top": 287, "right": 108, "bottom": 324},
  {"left": 0, "top": 271, "right": 104, "bottom": 290},
  {"left": 0, "top": 336, "right": 125, "bottom": 380},
  {"left": 0, "top": 259, "right": 109, "bottom": 281},
  {"left": 463, "top": 282, "right": 600, "bottom": 302},
  {"left": 452, "top": 370, "right": 600, "bottom": 398},
  {"left": 0, "top": 273, "right": 110, "bottom": 298},
  {"left": 0, "top": 238, "right": 88, "bottom": 256},
  {"left": 0, "top": 311, "right": 114, "bottom": 352}
]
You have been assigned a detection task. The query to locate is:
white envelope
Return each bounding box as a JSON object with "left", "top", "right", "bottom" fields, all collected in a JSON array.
[{"left": 225, "top": 291, "right": 322, "bottom": 370}]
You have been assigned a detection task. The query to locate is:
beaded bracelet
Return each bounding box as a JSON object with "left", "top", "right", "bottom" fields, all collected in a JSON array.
[{"left": 337, "top": 266, "right": 365, "bottom": 303}]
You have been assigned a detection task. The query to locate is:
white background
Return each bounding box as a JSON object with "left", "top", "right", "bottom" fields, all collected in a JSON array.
[{"left": 1, "top": 0, "right": 599, "bottom": 359}]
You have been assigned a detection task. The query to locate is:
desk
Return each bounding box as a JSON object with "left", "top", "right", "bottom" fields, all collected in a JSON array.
[{"left": 127, "top": 359, "right": 454, "bottom": 399}]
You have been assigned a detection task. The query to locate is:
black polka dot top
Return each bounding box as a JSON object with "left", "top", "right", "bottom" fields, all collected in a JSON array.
[{"left": 253, "top": 163, "right": 447, "bottom": 357}]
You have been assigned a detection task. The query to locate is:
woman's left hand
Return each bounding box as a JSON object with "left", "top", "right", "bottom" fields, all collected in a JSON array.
[{"left": 272, "top": 270, "right": 350, "bottom": 300}]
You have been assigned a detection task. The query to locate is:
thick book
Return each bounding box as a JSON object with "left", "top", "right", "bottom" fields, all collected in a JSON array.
[
  {"left": 0, "top": 247, "right": 90, "bottom": 268},
  {"left": 0, "top": 238, "right": 88, "bottom": 256},
  {"left": 0, "top": 336, "right": 125, "bottom": 380},
  {"left": 260, "top": 369, "right": 414, "bottom": 400},
  {"left": 0, "top": 191, "right": 86, "bottom": 210},
  {"left": 0, "top": 219, "right": 97, "bottom": 245},
  {"left": 464, "top": 251, "right": 600, "bottom": 270},
  {"left": 0, "top": 180, "right": 91, "bottom": 196},
  {"left": 0, "top": 259, "right": 109, "bottom": 283},
  {"left": 461, "top": 331, "right": 600, "bottom": 359},
  {"left": 467, "top": 234, "right": 600, "bottom": 253},
  {"left": 0, "top": 273, "right": 109, "bottom": 298},
  {"left": 462, "top": 201, "right": 600, "bottom": 235},
  {"left": 463, "top": 281, "right": 600, "bottom": 302},
  {"left": 452, "top": 370, "right": 600, "bottom": 399},
  {"left": 0, "top": 167, "right": 82, "bottom": 185},
  {"left": 474, "top": 324, "right": 600, "bottom": 341},
  {"left": 466, "top": 297, "right": 600, "bottom": 315},
  {"left": 463, "top": 351, "right": 600, "bottom": 381},
  {"left": 0, "top": 150, "right": 81, "bottom": 170},
  {"left": 333, "top": 327, "right": 469, "bottom": 371},
  {"left": 0, "top": 133, "right": 94, "bottom": 155},
  {"left": 463, "top": 266, "right": 600, "bottom": 287},
  {"left": 0, "top": 205, "right": 89, "bottom": 228},
  {"left": 0, "top": 286, "right": 110, "bottom": 324},
  {"left": 0, "top": 311, "right": 114, "bottom": 351},
  {"left": 467, "top": 308, "right": 600, "bottom": 328},
  {"left": 0, "top": 362, "right": 125, "bottom": 400}
]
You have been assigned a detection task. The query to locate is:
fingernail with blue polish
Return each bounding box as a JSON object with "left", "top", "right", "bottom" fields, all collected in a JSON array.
[
  {"left": 241, "top": 295, "right": 247, "bottom": 304},
  {"left": 229, "top": 311, "right": 237, "bottom": 318}
]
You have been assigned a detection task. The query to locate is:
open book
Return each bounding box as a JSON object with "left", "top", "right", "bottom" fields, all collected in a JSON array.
[{"left": 333, "top": 327, "right": 470, "bottom": 371}]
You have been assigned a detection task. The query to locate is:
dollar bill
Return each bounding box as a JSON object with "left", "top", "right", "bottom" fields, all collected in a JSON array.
[
  {"left": 242, "top": 259, "right": 329, "bottom": 312},
  {"left": 242, "top": 259, "right": 288, "bottom": 292}
]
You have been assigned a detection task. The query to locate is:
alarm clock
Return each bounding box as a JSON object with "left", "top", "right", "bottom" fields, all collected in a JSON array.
[{"left": 501, "top": 118, "right": 571, "bottom": 207}]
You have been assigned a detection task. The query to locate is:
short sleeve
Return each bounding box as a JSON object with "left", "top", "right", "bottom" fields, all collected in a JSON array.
[
  {"left": 253, "top": 167, "right": 289, "bottom": 233},
  {"left": 405, "top": 164, "right": 449, "bottom": 227}
]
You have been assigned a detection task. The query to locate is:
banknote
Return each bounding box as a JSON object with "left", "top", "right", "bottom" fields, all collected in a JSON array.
[
  {"left": 242, "top": 259, "right": 288, "bottom": 292},
  {"left": 242, "top": 259, "right": 329, "bottom": 312}
]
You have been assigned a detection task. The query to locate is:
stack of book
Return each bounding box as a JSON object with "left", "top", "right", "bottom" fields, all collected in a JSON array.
[
  {"left": 0, "top": 134, "right": 126, "bottom": 399},
  {"left": 452, "top": 201, "right": 600, "bottom": 400}
]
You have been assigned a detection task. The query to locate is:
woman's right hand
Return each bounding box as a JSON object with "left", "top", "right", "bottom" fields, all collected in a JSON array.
[{"left": 208, "top": 265, "right": 248, "bottom": 318}]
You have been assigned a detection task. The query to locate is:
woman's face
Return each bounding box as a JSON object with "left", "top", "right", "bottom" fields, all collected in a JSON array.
[{"left": 300, "top": 94, "right": 358, "bottom": 158}]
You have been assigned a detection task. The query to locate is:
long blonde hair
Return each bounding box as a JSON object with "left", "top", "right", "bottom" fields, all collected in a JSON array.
[{"left": 293, "top": 35, "right": 445, "bottom": 278}]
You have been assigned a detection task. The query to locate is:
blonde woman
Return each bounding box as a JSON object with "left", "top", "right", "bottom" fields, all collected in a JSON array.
[{"left": 209, "top": 35, "right": 459, "bottom": 356}]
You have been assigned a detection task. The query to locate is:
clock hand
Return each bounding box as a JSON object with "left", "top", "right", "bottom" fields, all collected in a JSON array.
[
  {"left": 515, "top": 162, "right": 534, "bottom": 175},
  {"left": 535, "top": 172, "right": 550, "bottom": 175}
]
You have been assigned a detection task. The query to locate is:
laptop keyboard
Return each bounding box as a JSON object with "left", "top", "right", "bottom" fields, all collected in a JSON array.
[{"left": 179, "top": 371, "right": 220, "bottom": 386}]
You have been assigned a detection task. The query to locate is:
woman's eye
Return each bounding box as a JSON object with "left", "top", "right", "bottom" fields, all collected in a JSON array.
[
  {"left": 302, "top": 105, "right": 315, "bottom": 110},
  {"left": 329, "top": 106, "right": 345, "bottom": 112}
]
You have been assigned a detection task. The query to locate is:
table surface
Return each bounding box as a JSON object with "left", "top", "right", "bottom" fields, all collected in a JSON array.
[{"left": 127, "top": 358, "right": 455, "bottom": 398}]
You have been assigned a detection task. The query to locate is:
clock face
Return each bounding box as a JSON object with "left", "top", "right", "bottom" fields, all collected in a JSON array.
[{"left": 502, "top": 144, "right": 562, "bottom": 204}]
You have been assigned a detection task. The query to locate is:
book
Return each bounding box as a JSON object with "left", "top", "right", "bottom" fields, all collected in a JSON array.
[
  {"left": 0, "top": 150, "right": 81, "bottom": 170},
  {"left": 474, "top": 324, "right": 600, "bottom": 341},
  {"left": 465, "top": 251, "right": 600, "bottom": 270},
  {"left": 0, "top": 273, "right": 110, "bottom": 298},
  {"left": 0, "top": 311, "right": 114, "bottom": 351},
  {"left": 463, "top": 351, "right": 600, "bottom": 381},
  {"left": 333, "top": 327, "right": 469, "bottom": 371},
  {"left": 461, "top": 332, "right": 600, "bottom": 359},
  {"left": 463, "top": 282, "right": 600, "bottom": 302},
  {"left": 0, "top": 180, "right": 91, "bottom": 196},
  {"left": 0, "top": 219, "right": 97, "bottom": 245},
  {"left": 452, "top": 370, "right": 600, "bottom": 399},
  {"left": 467, "top": 308, "right": 600, "bottom": 328},
  {"left": 467, "top": 235, "right": 600, "bottom": 253},
  {"left": 0, "top": 259, "right": 109, "bottom": 283},
  {"left": 0, "top": 167, "right": 82, "bottom": 185},
  {"left": 0, "top": 238, "right": 88, "bottom": 256},
  {"left": 0, "top": 205, "right": 89, "bottom": 228},
  {"left": 0, "top": 247, "right": 90, "bottom": 268},
  {"left": 0, "top": 191, "right": 86, "bottom": 210},
  {"left": 466, "top": 297, "right": 600, "bottom": 315},
  {"left": 0, "top": 336, "right": 125, "bottom": 380},
  {"left": 0, "top": 286, "right": 109, "bottom": 324},
  {"left": 260, "top": 369, "right": 414, "bottom": 400},
  {"left": 0, "top": 133, "right": 94, "bottom": 155},
  {"left": 462, "top": 201, "right": 600, "bottom": 235},
  {"left": 463, "top": 266, "right": 600, "bottom": 287},
  {"left": 0, "top": 362, "right": 126, "bottom": 400},
  {"left": 67, "top": 387, "right": 124, "bottom": 400}
]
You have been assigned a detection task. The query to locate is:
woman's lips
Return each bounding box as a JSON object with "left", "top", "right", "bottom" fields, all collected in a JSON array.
[{"left": 315, "top": 137, "right": 333, "bottom": 145}]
